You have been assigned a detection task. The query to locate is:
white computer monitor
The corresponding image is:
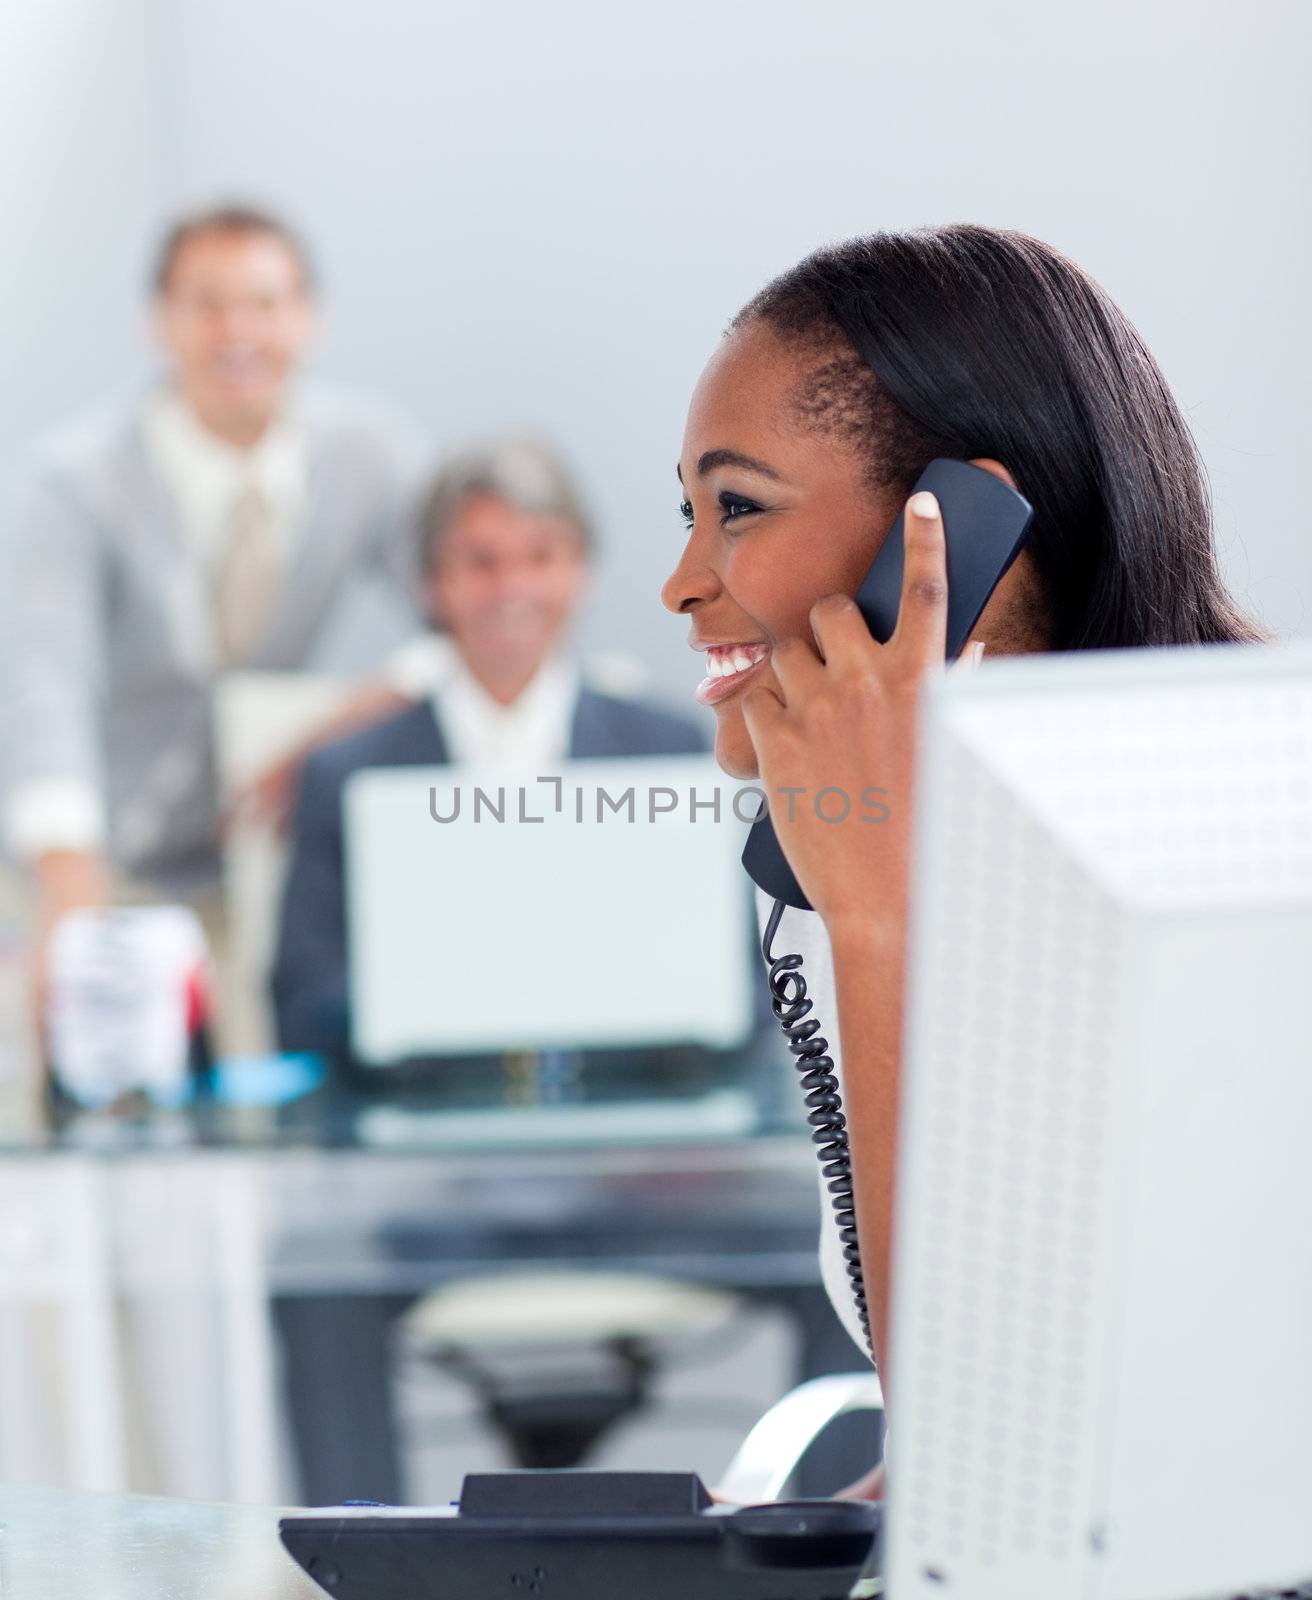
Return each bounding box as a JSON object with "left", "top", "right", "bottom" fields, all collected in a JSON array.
[
  {"left": 888, "top": 640, "right": 1312, "bottom": 1600},
  {"left": 344, "top": 754, "right": 756, "bottom": 1064}
]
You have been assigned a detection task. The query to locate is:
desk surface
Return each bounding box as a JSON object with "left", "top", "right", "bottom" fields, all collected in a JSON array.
[
  {"left": 3, "top": 1485, "right": 1310, "bottom": 1600},
  {"left": 0, "top": 1485, "right": 319, "bottom": 1600},
  {"left": 0, "top": 1062, "right": 828, "bottom": 1296},
  {"left": 0, "top": 1078, "right": 833, "bottom": 1509},
  {"left": 0, "top": 1041, "right": 804, "bottom": 1158},
  {"left": 0, "top": 1132, "right": 825, "bottom": 1296}
]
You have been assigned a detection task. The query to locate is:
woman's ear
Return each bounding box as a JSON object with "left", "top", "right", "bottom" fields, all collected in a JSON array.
[{"left": 968, "top": 457, "right": 1018, "bottom": 492}]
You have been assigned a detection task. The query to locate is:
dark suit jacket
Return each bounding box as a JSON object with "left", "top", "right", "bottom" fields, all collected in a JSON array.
[{"left": 271, "top": 686, "right": 708, "bottom": 1055}]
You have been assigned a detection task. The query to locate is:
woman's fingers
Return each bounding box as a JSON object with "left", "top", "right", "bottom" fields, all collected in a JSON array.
[
  {"left": 808, "top": 591, "right": 879, "bottom": 673},
  {"left": 741, "top": 678, "right": 786, "bottom": 742},
  {"left": 948, "top": 638, "right": 986, "bottom": 674},
  {"left": 769, "top": 632, "right": 824, "bottom": 701},
  {"left": 889, "top": 490, "right": 948, "bottom": 667},
  {"left": 762, "top": 489, "right": 950, "bottom": 739}
]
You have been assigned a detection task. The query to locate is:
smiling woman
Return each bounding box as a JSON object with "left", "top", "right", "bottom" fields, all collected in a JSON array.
[{"left": 662, "top": 223, "right": 1267, "bottom": 1495}]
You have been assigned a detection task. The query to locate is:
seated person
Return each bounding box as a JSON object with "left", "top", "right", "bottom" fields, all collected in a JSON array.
[
  {"left": 664, "top": 224, "right": 1269, "bottom": 1499},
  {"left": 271, "top": 435, "right": 706, "bottom": 1058}
]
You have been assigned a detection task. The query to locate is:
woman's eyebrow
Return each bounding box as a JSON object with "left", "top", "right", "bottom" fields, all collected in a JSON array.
[{"left": 695, "top": 448, "right": 783, "bottom": 481}]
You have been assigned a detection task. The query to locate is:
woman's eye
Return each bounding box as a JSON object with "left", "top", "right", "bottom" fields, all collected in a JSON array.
[
  {"left": 678, "top": 492, "right": 762, "bottom": 530},
  {"left": 718, "top": 491, "right": 761, "bottom": 526}
]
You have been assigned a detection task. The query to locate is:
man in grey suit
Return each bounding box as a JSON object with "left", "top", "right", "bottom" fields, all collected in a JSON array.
[
  {"left": 0, "top": 204, "right": 425, "bottom": 966},
  {"left": 272, "top": 434, "right": 706, "bottom": 1059}
]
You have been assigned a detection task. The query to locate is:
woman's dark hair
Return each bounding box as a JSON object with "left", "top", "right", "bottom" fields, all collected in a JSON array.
[{"left": 734, "top": 225, "right": 1266, "bottom": 649}]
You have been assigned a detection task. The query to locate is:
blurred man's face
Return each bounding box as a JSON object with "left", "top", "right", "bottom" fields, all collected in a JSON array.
[
  {"left": 153, "top": 228, "right": 316, "bottom": 445},
  {"left": 426, "top": 493, "right": 589, "bottom": 702}
]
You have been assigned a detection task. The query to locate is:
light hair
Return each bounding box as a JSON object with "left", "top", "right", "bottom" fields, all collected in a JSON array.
[
  {"left": 151, "top": 203, "right": 316, "bottom": 295},
  {"left": 419, "top": 435, "right": 596, "bottom": 571}
]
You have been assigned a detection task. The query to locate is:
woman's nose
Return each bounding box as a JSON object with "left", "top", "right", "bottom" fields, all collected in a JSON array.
[{"left": 660, "top": 538, "right": 720, "bottom": 616}]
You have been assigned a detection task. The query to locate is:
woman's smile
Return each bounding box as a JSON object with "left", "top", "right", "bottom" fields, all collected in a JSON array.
[{"left": 693, "top": 640, "right": 770, "bottom": 705}]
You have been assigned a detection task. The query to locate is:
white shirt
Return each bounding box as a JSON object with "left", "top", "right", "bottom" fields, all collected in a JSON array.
[
  {"left": 384, "top": 632, "right": 652, "bottom": 704},
  {"left": 143, "top": 390, "right": 308, "bottom": 582},
  {"left": 432, "top": 651, "right": 581, "bottom": 769},
  {"left": 5, "top": 392, "right": 309, "bottom": 861},
  {"left": 756, "top": 887, "right": 874, "bottom": 1362}
]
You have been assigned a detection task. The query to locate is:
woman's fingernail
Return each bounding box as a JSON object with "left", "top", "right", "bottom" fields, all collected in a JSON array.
[
  {"left": 950, "top": 640, "right": 987, "bottom": 675},
  {"left": 909, "top": 491, "right": 939, "bottom": 520}
]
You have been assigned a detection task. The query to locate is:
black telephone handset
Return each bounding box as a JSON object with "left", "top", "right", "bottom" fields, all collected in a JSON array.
[
  {"left": 741, "top": 458, "right": 1035, "bottom": 910},
  {"left": 745, "top": 459, "right": 1033, "bottom": 1361}
]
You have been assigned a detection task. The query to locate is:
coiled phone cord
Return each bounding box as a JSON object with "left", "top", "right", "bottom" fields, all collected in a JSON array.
[{"left": 762, "top": 896, "right": 874, "bottom": 1362}]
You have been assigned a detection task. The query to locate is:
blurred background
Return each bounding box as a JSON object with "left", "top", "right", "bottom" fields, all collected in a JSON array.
[
  {"left": 3, "top": 0, "right": 1308, "bottom": 676},
  {"left": 0, "top": 0, "right": 1306, "bottom": 1516}
]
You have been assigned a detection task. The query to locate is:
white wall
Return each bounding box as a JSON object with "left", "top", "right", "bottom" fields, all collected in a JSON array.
[
  {"left": 6, "top": 0, "right": 1310, "bottom": 700},
  {"left": 0, "top": 0, "right": 161, "bottom": 454}
]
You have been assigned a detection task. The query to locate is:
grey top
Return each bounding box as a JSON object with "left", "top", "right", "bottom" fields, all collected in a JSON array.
[{"left": 0, "top": 384, "right": 427, "bottom": 888}]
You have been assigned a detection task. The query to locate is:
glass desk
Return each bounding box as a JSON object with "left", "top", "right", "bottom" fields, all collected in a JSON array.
[
  {"left": 0, "top": 1056, "right": 864, "bottom": 1509},
  {"left": 0, "top": 1484, "right": 318, "bottom": 1599},
  {"left": 3, "top": 1484, "right": 1308, "bottom": 1600}
]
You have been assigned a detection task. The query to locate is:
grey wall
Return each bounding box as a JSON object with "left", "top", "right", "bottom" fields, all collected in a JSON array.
[
  {"left": 5, "top": 0, "right": 1309, "bottom": 700},
  {"left": 0, "top": 0, "right": 159, "bottom": 449}
]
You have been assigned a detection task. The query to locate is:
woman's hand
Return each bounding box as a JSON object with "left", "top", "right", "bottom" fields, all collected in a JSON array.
[
  {"left": 740, "top": 490, "right": 953, "bottom": 936},
  {"left": 740, "top": 489, "right": 985, "bottom": 1386},
  {"left": 710, "top": 1460, "right": 885, "bottom": 1506},
  {"left": 835, "top": 1462, "right": 887, "bottom": 1502}
]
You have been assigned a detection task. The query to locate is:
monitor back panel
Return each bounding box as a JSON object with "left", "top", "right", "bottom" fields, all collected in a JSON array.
[{"left": 888, "top": 643, "right": 1312, "bottom": 1600}]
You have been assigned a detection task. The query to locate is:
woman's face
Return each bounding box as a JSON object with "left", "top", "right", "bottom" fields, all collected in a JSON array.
[{"left": 662, "top": 319, "right": 1046, "bottom": 777}]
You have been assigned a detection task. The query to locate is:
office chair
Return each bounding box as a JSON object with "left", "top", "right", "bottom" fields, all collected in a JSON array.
[{"left": 398, "top": 1270, "right": 741, "bottom": 1469}]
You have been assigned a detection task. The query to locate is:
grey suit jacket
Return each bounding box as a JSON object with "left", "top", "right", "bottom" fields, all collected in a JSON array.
[{"left": 0, "top": 384, "right": 427, "bottom": 888}]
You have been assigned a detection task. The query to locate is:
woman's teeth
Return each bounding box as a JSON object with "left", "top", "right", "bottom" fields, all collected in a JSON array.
[{"left": 705, "top": 644, "right": 768, "bottom": 680}]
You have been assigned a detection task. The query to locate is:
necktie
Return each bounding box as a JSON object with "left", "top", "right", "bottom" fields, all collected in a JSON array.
[{"left": 213, "top": 483, "right": 282, "bottom": 667}]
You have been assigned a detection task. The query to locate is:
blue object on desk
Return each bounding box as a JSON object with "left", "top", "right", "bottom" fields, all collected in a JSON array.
[{"left": 211, "top": 1053, "right": 326, "bottom": 1108}]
